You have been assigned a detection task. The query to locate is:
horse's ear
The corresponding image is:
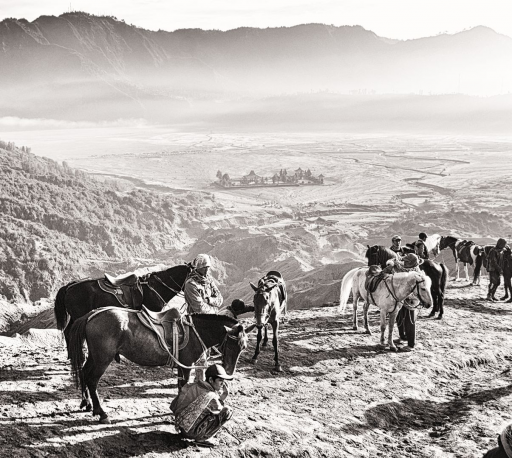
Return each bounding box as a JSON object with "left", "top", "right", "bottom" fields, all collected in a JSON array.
[
  {"left": 250, "top": 282, "right": 258, "bottom": 292},
  {"left": 367, "top": 245, "right": 370, "bottom": 249}
]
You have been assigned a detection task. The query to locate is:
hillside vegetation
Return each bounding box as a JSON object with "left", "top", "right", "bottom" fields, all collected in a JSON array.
[{"left": 0, "top": 142, "right": 220, "bottom": 303}]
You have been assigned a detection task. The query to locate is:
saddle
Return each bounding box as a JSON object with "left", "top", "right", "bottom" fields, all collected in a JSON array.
[
  {"left": 137, "top": 305, "right": 190, "bottom": 366},
  {"left": 365, "top": 266, "right": 390, "bottom": 294},
  {"left": 98, "top": 272, "right": 143, "bottom": 308},
  {"left": 456, "top": 240, "right": 475, "bottom": 264}
]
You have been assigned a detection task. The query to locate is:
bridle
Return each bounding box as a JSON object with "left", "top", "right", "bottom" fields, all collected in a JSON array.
[
  {"left": 378, "top": 275, "right": 428, "bottom": 313},
  {"left": 139, "top": 265, "right": 190, "bottom": 306}
]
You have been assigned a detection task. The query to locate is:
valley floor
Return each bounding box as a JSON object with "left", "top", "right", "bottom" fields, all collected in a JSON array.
[{"left": 0, "top": 280, "right": 511, "bottom": 457}]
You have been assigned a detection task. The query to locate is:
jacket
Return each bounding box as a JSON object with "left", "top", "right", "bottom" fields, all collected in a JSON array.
[
  {"left": 414, "top": 240, "right": 429, "bottom": 260},
  {"left": 184, "top": 271, "right": 223, "bottom": 314},
  {"left": 487, "top": 248, "right": 504, "bottom": 273}
]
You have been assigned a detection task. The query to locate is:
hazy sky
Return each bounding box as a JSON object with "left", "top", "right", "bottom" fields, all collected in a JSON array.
[{"left": 1, "top": 0, "right": 511, "bottom": 39}]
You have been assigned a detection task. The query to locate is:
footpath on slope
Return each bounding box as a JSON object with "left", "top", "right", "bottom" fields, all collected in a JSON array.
[{"left": 0, "top": 280, "right": 511, "bottom": 458}]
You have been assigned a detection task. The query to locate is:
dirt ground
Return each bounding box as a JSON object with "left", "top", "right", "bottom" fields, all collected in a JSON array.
[{"left": 1, "top": 278, "right": 511, "bottom": 458}]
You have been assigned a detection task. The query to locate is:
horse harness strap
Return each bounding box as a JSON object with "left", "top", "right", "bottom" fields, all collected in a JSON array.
[{"left": 137, "top": 306, "right": 191, "bottom": 367}]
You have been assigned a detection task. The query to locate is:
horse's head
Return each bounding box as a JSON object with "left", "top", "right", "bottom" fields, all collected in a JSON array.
[
  {"left": 412, "top": 273, "right": 433, "bottom": 308},
  {"left": 220, "top": 323, "right": 254, "bottom": 375},
  {"left": 250, "top": 278, "right": 279, "bottom": 327},
  {"left": 439, "top": 235, "right": 458, "bottom": 251},
  {"left": 365, "top": 245, "right": 380, "bottom": 266}
]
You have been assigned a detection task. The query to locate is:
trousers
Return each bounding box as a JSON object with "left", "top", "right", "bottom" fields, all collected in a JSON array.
[{"left": 396, "top": 307, "right": 417, "bottom": 348}]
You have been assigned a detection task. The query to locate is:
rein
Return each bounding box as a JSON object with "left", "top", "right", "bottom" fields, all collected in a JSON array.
[
  {"left": 139, "top": 270, "right": 186, "bottom": 307},
  {"left": 371, "top": 275, "right": 427, "bottom": 314}
]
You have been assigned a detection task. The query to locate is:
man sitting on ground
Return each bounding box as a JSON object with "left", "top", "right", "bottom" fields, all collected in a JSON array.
[{"left": 170, "top": 364, "right": 234, "bottom": 448}]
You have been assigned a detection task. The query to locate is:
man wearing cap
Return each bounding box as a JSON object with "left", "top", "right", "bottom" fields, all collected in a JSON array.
[
  {"left": 414, "top": 232, "right": 429, "bottom": 260},
  {"left": 390, "top": 235, "right": 406, "bottom": 258},
  {"left": 184, "top": 254, "right": 223, "bottom": 315},
  {"left": 486, "top": 238, "right": 507, "bottom": 302},
  {"left": 170, "top": 364, "right": 233, "bottom": 447}
]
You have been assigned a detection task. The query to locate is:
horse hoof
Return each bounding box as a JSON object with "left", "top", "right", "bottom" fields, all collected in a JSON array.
[
  {"left": 428, "top": 312, "right": 435, "bottom": 318},
  {"left": 274, "top": 365, "right": 283, "bottom": 372},
  {"left": 436, "top": 315, "right": 443, "bottom": 320},
  {"left": 365, "top": 329, "right": 372, "bottom": 335},
  {"left": 250, "top": 359, "right": 257, "bottom": 365},
  {"left": 389, "top": 346, "right": 398, "bottom": 352},
  {"left": 99, "top": 416, "right": 111, "bottom": 424},
  {"left": 352, "top": 326, "right": 358, "bottom": 331}
]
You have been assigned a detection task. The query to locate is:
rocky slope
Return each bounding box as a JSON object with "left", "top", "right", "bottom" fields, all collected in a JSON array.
[{"left": 0, "top": 280, "right": 511, "bottom": 457}]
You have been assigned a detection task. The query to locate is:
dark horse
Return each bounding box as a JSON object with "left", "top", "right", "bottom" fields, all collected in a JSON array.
[
  {"left": 69, "top": 309, "right": 252, "bottom": 423},
  {"left": 439, "top": 235, "right": 484, "bottom": 284},
  {"left": 249, "top": 272, "right": 287, "bottom": 372},
  {"left": 55, "top": 264, "right": 192, "bottom": 348},
  {"left": 365, "top": 245, "right": 448, "bottom": 319}
]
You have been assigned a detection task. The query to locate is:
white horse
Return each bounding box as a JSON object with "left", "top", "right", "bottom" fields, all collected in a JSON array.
[
  {"left": 424, "top": 234, "right": 442, "bottom": 258},
  {"left": 339, "top": 268, "right": 433, "bottom": 351}
]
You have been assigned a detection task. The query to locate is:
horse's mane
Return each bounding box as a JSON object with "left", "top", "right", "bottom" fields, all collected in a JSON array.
[{"left": 366, "top": 245, "right": 396, "bottom": 267}]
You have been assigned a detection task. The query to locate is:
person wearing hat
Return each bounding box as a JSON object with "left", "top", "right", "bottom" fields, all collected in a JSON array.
[
  {"left": 483, "top": 423, "right": 512, "bottom": 457},
  {"left": 184, "top": 254, "right": 223, "bottom": 315},
  {"left": 413, "top": 232, "right": 429, "bottom": 260},
  {"left": 390, "top": 235, "right": 406, "bottom": 258},
  {"left": 394, "top": 253, "right": 424, "bottom": 352},
  {"left": 486, "top": 238, "right": 507, "bottom": 302},
  {"left": 222, "top": 299, "right": 255, "bottom": 319},
  {"left": 170, "top": 364, "right": 234, "bottom": 447},
  {"left": 184, "top": 254, "right": 224, "bottom": 381}
]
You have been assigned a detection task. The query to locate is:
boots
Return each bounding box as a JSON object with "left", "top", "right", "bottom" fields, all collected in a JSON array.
[{"left": 487, "top": 294, "right": 496, "bottom": 302}]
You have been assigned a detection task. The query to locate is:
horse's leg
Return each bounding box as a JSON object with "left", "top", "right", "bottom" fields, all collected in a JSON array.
[
  {"left": 271, "top": 320, "right": 282, "bottom": 372},
  {"left": 388, "top": 308, "right": 399, "bottom": 352},
  {"left": 363, "top": 301, "right": 372, "bottom": 335},
  {"left": 379, "top": 309, "right": 387, "bottom": 347},
  {"left": 251, "top": 326, "right": 263, "bottom": 365},
  {"left": 428, "top": 290, "right": 437, "bottom": 318},
  {"left": 464, "top": 263, "right": 470, "bottom": 282},
  {"left": 352, "top": 293, "right": 359, "bottom": 331},
  {"left": 81, "top": 356, "right": 113, "bottom": 423},
  {"left": 262, "top": 324, "right": 269, "bottom": 348}
]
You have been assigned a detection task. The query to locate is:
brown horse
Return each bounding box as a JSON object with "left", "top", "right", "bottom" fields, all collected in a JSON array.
[
  {"left": 68, "top": 309, "right": 252, "bottom": 423},
  {"left": 55, "top": 264, "right": 192, "bottom": 349},
  {"left": 249, "top": 272, "right": 287, "bottom": 372}
]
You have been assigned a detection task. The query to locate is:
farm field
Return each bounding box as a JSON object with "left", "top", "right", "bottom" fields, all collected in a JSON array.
[{"left": 5, "top": 129, "right": 512, "bottom": 236}]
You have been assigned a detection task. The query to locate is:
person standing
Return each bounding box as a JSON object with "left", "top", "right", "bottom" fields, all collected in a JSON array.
[
  {"left": 390, "top": 235, "right": 406, "bottom": 258},
  {"left": 394, "top": 253, "right": 424, "bottom": 352},
  {"left": 170, "top": 364, "right": 233, "bottom": 448},
  {"left": 414, "top": 232, "right": 429, "bottom": 260},
  {"left": 487, "top": 238, "right": 507, "bottom": 301},
  {"left": 184, "top": 254, "right": 223, "bottom": 380}
]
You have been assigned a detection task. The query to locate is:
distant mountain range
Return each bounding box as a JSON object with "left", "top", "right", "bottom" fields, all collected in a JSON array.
[{"left": 1, "top": 13, "right": 512, "bottom": 130}]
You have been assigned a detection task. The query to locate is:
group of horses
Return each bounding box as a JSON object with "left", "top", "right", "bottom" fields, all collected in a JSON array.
[
  {"left": 338, "top": 233, "right": 512, "bottom": 352},
  {"left": 54, "top": 266, "right": 286, "bottom": 423},
  {"left": 53, "top": 232, "right": 510, "bottom": 423}
]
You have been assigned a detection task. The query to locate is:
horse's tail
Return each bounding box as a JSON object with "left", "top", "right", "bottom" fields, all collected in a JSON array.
[
  {"left": 54, "top": 282, "right": 76, "bottom": 331},
  {"left": 68, "top": 314, "right": 89, "bottom": 390},
  {"left": 339, "top": 268, "right": 360, "bottom": 315}
]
